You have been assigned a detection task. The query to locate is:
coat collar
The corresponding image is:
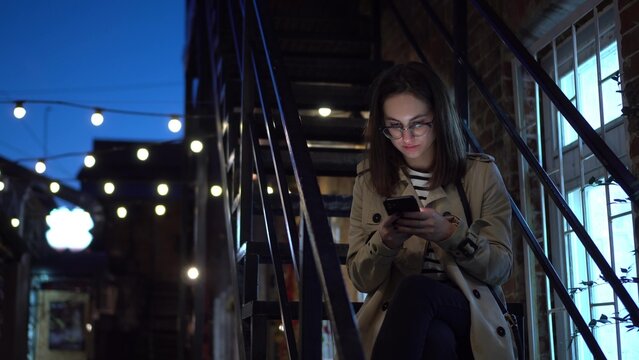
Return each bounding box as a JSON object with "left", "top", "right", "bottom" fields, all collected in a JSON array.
[{"left": 396, "top": 167, "right": 449, "bottom": 206}]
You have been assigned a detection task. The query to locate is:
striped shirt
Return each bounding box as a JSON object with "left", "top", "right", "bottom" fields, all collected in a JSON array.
[{"left": 406, "top": 167, "right": 447, "bottom": 281}]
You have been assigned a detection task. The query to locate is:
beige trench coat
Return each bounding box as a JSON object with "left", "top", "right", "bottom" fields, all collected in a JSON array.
[{"left": 347, "top": 153, "right": 516, "bottom": 360}]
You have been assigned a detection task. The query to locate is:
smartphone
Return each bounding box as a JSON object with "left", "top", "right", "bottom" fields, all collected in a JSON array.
[{"left": 383, "top": 195, "right": 421, "bottom": 215}]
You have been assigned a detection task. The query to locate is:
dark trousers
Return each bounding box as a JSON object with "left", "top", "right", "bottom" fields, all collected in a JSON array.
[{"left": 371, "top": 275, "right": 473, "bottom": 360}]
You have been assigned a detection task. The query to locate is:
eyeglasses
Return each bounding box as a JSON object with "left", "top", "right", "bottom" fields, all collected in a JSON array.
[{"left": 380, "top": 121, "right": 433, "bottom": 140}]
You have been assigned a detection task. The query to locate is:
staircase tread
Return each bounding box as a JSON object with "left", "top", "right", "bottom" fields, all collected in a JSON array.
[
  {"left": 237, "top": 241, "right": 349, "bottom": 264},
  {"left": 241, "top": 300, "right": 363, "bottom": 320}
]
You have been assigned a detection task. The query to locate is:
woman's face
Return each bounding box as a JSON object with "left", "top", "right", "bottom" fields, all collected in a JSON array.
[{"left": 382, "top": 92, "right": 436, "bottom": 171}]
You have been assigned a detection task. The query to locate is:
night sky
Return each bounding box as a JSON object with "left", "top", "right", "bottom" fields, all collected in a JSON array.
[{"left": 0, "top": 0, "right": 185, "bottom": 189}]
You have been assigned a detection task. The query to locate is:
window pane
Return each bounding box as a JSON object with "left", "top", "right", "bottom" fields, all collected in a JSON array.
[
  {"left": 611, "top": 214, "right": 638, "bottom": 300},
  {"left": 566, "top": 231, "right": 590, "bottom": 319},
  {"left": 599, "top": 42, "right": 618, "bottom": 79},
  {"left": 577, "top": 56, "right": 602, "bottom": 130},
  {"left": 584, "top": 183, "right": 614, "bottom": 304},
  {"left": 565, "top": 187, "right": 584, "bottom": 232},
  {"left": 592, "top": 305, "right": 619, "bottom": 360}
]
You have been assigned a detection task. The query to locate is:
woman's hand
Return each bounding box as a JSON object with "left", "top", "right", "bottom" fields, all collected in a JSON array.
[
  {"left": 393, "top": 208, "right": 456, "bottom": 243},
  {"left": 379, "top": 214, "right": 412, "bottom": 249}
]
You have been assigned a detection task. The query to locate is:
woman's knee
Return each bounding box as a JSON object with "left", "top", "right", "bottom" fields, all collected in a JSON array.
[{"left": 395, "top": 274, "right": 439, "bottom": 298}]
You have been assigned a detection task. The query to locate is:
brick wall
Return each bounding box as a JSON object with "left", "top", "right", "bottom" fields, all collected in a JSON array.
[{"left": 618, "top": 0, "right": 639, "bottom": 247}]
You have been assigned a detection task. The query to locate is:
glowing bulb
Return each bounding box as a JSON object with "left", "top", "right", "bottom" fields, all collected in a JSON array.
[
  {"left": 186, "top": 266, "right": 199, "bottom": 280},
  {"left": 84, "top": 154, "right": 96, "bottom": 168},
  {"left": 318, "top": 107, "right": 332, "bottom": 117},
  {"left": 13, "top": 102, "right": 26, "bottom": 119},
  {"left": 11, "top": 218, "right": 20, "bottom": 227},
  {"left": 0, "top": 180, "right": 5, "bottom": 192},
  {"left": 267, "top": 186, "right": 274, "bottom": 194},
  {"left": 104, "top": 182, "right": 115, "bottom": 195},
  {"left": 91, "top": 110, "right": 104, "bottom": 126},
  {"left": 50, "top": 181, "right": 60, "bottom": 193},
  {"left": 35, "top": 160, "right": 46, "bottom": 174},
  {"left": 157, "top": 183, "right": 169, "bottom": 196},
  {"left": 85, "top": 323, "right": 93, "bottom": 332},
  {"left": 278, "top": 323, "right": 285, "bottom": 332},
  {"left": 168, "top": 116, "right": 182, "bottom": 133},
  {"left": 116, "top": 206, "right": 127, "bottom": 219},
  {"left": 136, "top": 147, "right": 149, "bottom": 161},
  {"left": 190, "top": 140, "right": 203, "bottom": 153},
  {"left": 210, "top": 185, "right": 222, "bottom": 197},
  {"left": 155, "top": 204, "right": 166, "bottom": 216}
]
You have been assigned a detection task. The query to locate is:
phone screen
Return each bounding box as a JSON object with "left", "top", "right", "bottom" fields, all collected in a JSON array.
[{"left": 383, "top": 196, "right": 421, "bottom": 215}]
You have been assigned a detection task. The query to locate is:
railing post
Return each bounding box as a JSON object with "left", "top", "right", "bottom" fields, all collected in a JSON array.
[
  {"left": 453, "top": 0, "right": 469, "bottom": 127},
  {"left": 299, "top": 215, "right": 322, "bottom": 360}
]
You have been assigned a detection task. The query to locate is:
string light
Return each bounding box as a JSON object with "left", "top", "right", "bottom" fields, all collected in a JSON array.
[
  {"left": 168, "top": 115, "right": 182, "bottom": 133},
  {"left": 0, "top": 180, "right": 5, "bottom": 192},
  {"left": 50, "top": 181, "right": 60, "bottom": 193},
  {"left": 136, "top": 147, "right": 149, "bottom": 161},
  {"left": 154, "top": 204, "right": 166, "bottom": 216},
  {"left": 116, "top": 206, "right": 127, "bottom": 219},
  {"left": 11, "top": 218, "right": 20, "bottom": 228},
  {"left": 267, "top": 186, "right": 274, "bottom": 194},
  {"left": 318, "top": 107, "right": 332, "bottom": 117},
  {"left": 186, "top": 266, "right": 199, "bottom": 280},
  {"left": 104, "top": 182, "right": 115, "bottom": 195},
  {"left": 210, "top": 185, "right": 222, "bottom": 197},
  {"left": 13, "top": 101, "right": 26, "bottom": 119},
  {"left": 84, "top": 154, "right": 96, "bottom": 168},
  {"left": 90, "top": 109, "right": 104, "bottom": 126},
  {"left": 157, "top": 183, "right": 169, "bottom": 196},
  {"left": 35, "top": 160, "right": 46, "bottom": 174},
  {"left": 190, "top": 140, "right": 203, "bottom": 153}
]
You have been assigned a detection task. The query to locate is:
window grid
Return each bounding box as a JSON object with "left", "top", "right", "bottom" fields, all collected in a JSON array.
[{"left": 528, "top": 1, "right": 636, "bottom": 359}]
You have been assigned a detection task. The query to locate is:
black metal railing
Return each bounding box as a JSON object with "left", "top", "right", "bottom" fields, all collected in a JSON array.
[
  {"left": 209, "top": 0, "right": 365, "bottom": 358},
  {"left": 389, "top": 0, "right": 639, "bottom": 358}
]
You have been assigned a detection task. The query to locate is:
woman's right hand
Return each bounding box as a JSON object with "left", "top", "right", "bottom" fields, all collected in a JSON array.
[{"left": 379, "top": 214, "right": 411, "bottom": 249}]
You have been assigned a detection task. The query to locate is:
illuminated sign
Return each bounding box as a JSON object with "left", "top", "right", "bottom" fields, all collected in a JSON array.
[{"left": 46, "top": 208, "right": 94, "bottom": 251}]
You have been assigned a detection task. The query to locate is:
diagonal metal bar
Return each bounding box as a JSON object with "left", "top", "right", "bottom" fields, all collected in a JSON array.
[
  {"left": 248, "top": 111, "right": 299, "bottom": 360},
  {"left": 251, "top": 52, "right": 300, "bottom": 278},
  {"left": 468, "top": 0, "right": 639, "bottom": 206},
  {"left": 416, "top": 0, "right": 639, "bottom": 329},
  {"left": 250, "top": 0, "right": 364, "bottom": 358}
]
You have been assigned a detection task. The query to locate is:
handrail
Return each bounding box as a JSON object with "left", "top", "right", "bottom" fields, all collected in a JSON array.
[
  {"left": 219, "top": 0, "right": 365, "bottom": 358},
  {"left": 414, "top": 0, "right": 639, "bottom": 329},
  {"left": 249, "top": 0, "right": 365, "bottom": 358},
  {"left": 468, "top": 0, "right": 639, "bottom": 207},
  {"left": 388, "top": 0, "right": 606, "bottom": 357}
]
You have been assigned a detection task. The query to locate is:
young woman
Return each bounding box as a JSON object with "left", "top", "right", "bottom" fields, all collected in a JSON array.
[{"left": 347, "top": 62, "right": 516, "bottom": 359}]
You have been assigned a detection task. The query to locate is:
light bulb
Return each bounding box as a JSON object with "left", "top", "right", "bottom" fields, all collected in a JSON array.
[
  {"left": 11, "top": 218, "right": 20, "bottom": 228},
  {"left": 190, "top": 140, "right": 203, "bottom": 153},
  {"left": 136, "top": 147, "right": 149, "bottom": 161},
  {"left": 35, "top": 160, "right": 46, "bottom": 174},
  {"left": 116, "top": 206, "right": 127, "bottom": 219},
  {"left": 186, "top": 266, "right": 199, "bottom": 280},
  {"left": 155, "top": 204, "right": 166, "bottom": 216},
  {"left": 91, "top": 110, "right": 104, "bottom": 126},
  {"left": 318, "top": 107, "right": 332, "bottom": 117},
  {"left": 210, "top": 185, "right": 222, "bottom": 197},
  {"left": 13, "top": 102, "right": 26, "bottom": 119},
  {"left": 267, "top": 186, "right": 274, "bottom": 194},
  {"left": 104, "top": 182, "right": 115, "bottom": 195},
  {"left": 0, "top": 180, "right": 5, "bottom": 192},
  {"left": 84, "top": 154, "right": 96, "bottom": 168},
  {"left": 168, "top": 116, "right": 182, "bottom": 133},
  {"left": 50, "top": 181, "right": 60, "bottom": 193},
  {"left": 157, "top": 183, "right": 169, "bottom": 196}
]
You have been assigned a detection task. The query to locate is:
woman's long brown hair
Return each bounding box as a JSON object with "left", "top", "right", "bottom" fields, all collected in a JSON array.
[{"left": 365, "top": 62, "right": 467, "bottom": 196}]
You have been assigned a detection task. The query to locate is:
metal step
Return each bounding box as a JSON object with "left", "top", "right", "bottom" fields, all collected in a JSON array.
[
  {"left": 241, "top": 300, "right": 363, "bottom": 320},
  {"left": 236, "top": 241, "right": 349, "bottom": 265}
]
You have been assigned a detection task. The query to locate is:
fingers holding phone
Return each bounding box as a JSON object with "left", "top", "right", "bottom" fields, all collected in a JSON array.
[{"left": 379, "top": 196, "right": 421, "bottom": 249}]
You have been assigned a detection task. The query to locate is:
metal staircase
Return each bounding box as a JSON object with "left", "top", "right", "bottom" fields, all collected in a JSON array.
[{"left": 184, "top": 0, "right": 639, "bottom": 359}]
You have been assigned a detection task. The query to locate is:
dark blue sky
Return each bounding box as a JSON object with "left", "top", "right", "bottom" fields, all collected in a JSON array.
[{"left": 0, "top": 0, "right": 185, "bottom": 188}]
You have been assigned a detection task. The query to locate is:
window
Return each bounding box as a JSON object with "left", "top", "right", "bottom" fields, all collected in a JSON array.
[{"left": 516, "top": 1, "right": 638, "bottom": 359}]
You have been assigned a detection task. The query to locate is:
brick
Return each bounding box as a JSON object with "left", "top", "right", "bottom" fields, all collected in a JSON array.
[
  {"left": 620, "top": 24, "right": 639, "bottom": 60},
  {"left": 619, "top": 0, "right": 639, "bottom": 35}
]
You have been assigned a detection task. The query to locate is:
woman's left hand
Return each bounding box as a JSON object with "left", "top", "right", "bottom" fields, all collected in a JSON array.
[{"left": 393, "top": 208, "right": 456, "bottom": 243}]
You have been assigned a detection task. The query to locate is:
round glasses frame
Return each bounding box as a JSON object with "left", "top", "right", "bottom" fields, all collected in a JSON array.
[{"left": 379, "top": 121, "right": 433, "bottom": 140}]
